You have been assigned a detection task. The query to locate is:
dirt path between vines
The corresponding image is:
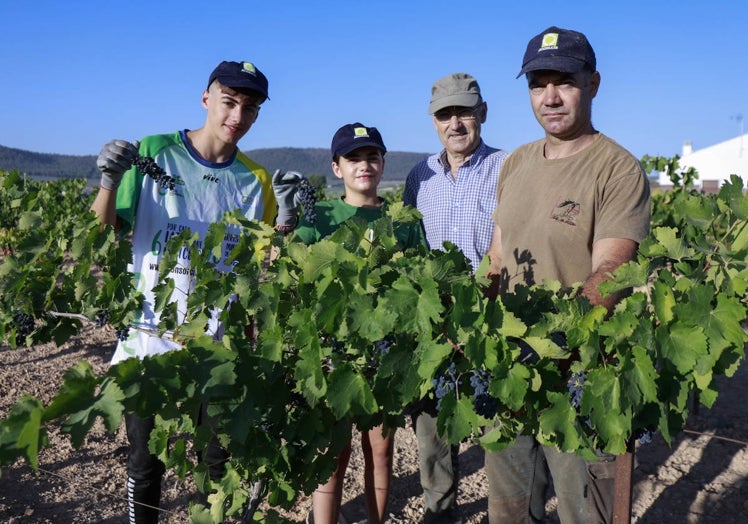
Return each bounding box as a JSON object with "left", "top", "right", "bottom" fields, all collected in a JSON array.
[{"left": 1, "top": 326, "right": 747, "bottom": 523}]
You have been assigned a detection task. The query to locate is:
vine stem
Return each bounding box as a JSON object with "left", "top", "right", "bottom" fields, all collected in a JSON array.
[{"left": 47, "top": 311, "right": 89, "bottom": 321}]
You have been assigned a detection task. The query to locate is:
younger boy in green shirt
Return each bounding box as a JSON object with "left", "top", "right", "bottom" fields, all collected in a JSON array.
[{"left": 295, "top": 122, "right": 426, "bottom": 524}]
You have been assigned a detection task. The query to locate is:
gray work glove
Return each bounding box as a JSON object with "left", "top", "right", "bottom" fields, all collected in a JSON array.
[
  {"left": 96, "top": 139, "right": 140, "bottom": 191},
  {"left": 272, "top": 169, "right": 306, "bottom": 227}
]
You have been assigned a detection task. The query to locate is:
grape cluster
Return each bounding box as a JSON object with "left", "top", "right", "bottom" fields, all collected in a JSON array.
[
  {"left": 12, "top": 310, "right": 35, "bottom": 345},
  {"left": 470, "top": 368, "right": 498, "bottom": 418},
  {"left": 634, "top": 427, "right": 657, "bottom": 445},
  {"left": 374, "top": 336, "right": 393, "bottom": 356},
  {"left": 94, "top": 309, "right": 110, "bottom": 328},
  {"left": 115, "top": 326, "right": 130, "bottom": 342},
  {"left": 567, "top": 370, "right": 586, "bottom": 410},
  {"left": 133, "top": 156, "right": 176, "bottom": 191},
  {"left": 433, "top": 362, "right": 459, "bottom": 411},
  {"left": 296, "top": 178, "right": 317, "bottom": 224}
]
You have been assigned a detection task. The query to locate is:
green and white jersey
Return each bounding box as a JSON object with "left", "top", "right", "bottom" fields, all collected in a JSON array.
[{"left": 111, "top": 130, "right": 275, "bottom": 364}]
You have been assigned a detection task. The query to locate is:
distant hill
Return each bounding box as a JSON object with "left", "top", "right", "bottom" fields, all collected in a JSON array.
[
  {"left": 0, "top": 145, "right": 99, "bottom": 181},
  {"left": 0, "top": 144, "right": 432, "bottom": 186}
]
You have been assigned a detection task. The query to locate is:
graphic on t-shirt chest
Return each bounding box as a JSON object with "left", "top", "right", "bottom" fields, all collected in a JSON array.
[{"left": 550, "top": 196, "right": 581, "bottom": 226}]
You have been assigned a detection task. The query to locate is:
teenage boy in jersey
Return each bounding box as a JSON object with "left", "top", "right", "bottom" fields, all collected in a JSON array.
[{"left": 91, "top": 60, "right": 303, "bottom": 523}]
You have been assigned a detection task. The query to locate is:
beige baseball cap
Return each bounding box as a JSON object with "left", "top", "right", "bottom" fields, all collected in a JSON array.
[{"left": 428, "top": 73, "right": 482, "bottom": 114}]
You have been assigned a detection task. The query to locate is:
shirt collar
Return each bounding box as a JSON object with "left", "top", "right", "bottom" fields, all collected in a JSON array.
[{"left": 437, "top": 139, "right": 488, "bottom": 170}]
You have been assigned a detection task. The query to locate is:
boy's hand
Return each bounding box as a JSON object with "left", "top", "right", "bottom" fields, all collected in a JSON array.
[
  {"left": 272, "top": 169, "right": 306, "bottom": 227},
  {"left": 97, "top": 139, "right": 140, "bottom": 191}
]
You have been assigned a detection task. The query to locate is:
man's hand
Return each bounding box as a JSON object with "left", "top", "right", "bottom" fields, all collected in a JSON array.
[
  {"left": 272, "top": 169, "right": 306, "bottom": 228},
  {"left": 96, "top": 139, "right": 139, "bottom": 191}
]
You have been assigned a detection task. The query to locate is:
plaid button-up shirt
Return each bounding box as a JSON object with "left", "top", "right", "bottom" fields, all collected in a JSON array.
[{"left": 403, "top": 141, "right": 507, "bottom": 272}]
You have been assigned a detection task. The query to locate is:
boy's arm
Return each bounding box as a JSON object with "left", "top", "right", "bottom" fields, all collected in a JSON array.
[{"left": 90, "top": 188, "right": 119, "bottom": 227}]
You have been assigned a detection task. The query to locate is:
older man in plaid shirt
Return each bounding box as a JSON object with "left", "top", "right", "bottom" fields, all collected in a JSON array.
[{"left": 403, "top": 72, "right": 507, "bottom": 524}]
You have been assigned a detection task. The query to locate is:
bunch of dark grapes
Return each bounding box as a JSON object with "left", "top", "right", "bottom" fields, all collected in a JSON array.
[
  {"left": 567, "top": 370, "right": 586, "bottom": 410},
  {"left": 433, "top": 362, "right": 459, "bottom": 411},
  {"left": 634, "top": 427, "right": 657, "bottom": 445},
  {"left": 94, "top": 309, "right": 110, "bottom": 328},
  {"left": 374, "top": 336, "right": 393, "bottom": 357},
  {"left": 470, "top": 368, "right": 498, "bottom": 418},
  {"left": 133, "top": 156, "right": 176, "bottom": 191},
  {"left": 115, "top": 326, "right": 130, "bottom": 342},
  {"left": 296, "top": 178, "right": 317, "bottom": 223},
  {"left": 12, "top": 310, "right": 35, "bottom": 345}
]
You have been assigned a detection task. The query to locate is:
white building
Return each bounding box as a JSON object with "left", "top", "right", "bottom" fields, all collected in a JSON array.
[{"left": 658, "top": 133, "right": 748, "bottom": 191}]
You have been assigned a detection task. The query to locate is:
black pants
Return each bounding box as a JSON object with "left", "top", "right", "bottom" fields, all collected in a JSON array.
[{"left": 125, "top": 405, "right": 228, "bottom": 523}]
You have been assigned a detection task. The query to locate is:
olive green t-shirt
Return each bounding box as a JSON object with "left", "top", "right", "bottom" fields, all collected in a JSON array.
[
  {"left": 493, "top": 133, "right": 651, "bottom": 292},
  {"left": 294, "top": 197, "right": 427, "bottom": 250}
]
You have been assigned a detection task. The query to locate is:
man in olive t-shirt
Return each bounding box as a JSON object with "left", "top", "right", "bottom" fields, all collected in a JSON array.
[{"left": 485, "top": 27, "right": 651, "bottom": 524}]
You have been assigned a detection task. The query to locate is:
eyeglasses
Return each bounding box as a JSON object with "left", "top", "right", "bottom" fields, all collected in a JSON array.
[{"left": 433, "top": 105, "right": 480, "bottom": 123}]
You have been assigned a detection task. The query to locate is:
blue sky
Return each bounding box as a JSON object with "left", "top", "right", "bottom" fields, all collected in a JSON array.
[{"left": 1, "top": 1, "right": 745, "bottom": 162}]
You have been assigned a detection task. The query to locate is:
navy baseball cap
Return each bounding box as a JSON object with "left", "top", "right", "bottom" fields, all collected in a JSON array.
[
  {"left": 207, "top": 61, "right": 269, "bottom": 99},
  {"left": 331, "top": 123, "right": 387, "bottom": 159},
  {"left": 517, "top": 27, "right": 596, "bottom": 78}
]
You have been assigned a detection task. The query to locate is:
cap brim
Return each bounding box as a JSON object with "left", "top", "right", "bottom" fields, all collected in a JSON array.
[
  {"left": 334, "top": 140, "right": 386, "bottom": 158},
  {"left": 428, "top": 93, "right": 481, "bottom": 114},
  {"left": 213, "top": 76, "right": 269, "bottom": 98},
  {"left": 516, "top": 56, "right": 588, "bottom": 79}
]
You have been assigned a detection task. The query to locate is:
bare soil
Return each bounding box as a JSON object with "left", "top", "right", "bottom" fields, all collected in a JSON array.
[{"left": 1, "top": 326, "right": 747, "bottom": 523}]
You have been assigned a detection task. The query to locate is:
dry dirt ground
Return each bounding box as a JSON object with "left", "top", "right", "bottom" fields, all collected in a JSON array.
[{"left": 1, "top": 325, "right": 747, "bottom": 523}]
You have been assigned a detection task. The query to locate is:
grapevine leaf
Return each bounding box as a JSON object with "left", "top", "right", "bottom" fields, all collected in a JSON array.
[
  {"left": 152, "top": 278, "right": 176, "bottom": 317},
  {"left": 294, "top": 344, "right": 326, "bottom": 406},
  {"left": 652, "top": 279, "right": 676, "bottom": 325},
  {"left": 537, "top": 391, "right": 584, "bottom": 453},
  {"left": 43, "top": 361, "right": 100, "bottom": 422},
  {"left": 495, "top": 303, "right": 527, "bottom": 339},
  {"left": 0, "top": 395, "right": 47, "bottom": 470},
  {"left": 621, "top": 346, "right": 659, "bottom": 405},
  {"left": 584, "top": 368, "right": 630, "bottom": 454},
  {"left": 729, "top": 221, "right": 748, "bottom": 253},
  {"left": 656, "top": 323, "right": 708, "bottom": 375},
  {"left": 315, "top": 279, "right": 346, "bottom": 334},
  {"left": 377, "top": 275, "right": 430, "bottom": 339},
  {"left": 706, "top": 295, "right": 748, "bottom": 356},
  {"left": 679, "top": 193, "right": 718, "bottom": 228},
  {"left": 597, "top": 259, "right": 651, "bottom": 295},
  {"left": 697, "top": 382, "right": 719, "bottom": 408},
  {"left": 718, "top": 175, "right": 748, "bottom": 219},
  {"left": 185, "top": 340, "right": 237, "bottom": 396},
  {"left": 652, "top": 227, "right": 695, "bottom": 260},
  {"left": 491, "top": 363, "right": 530, "bottom": 411},
  {"left": 299, "top": 240, "right": 354, "bottom": 281},
  {"left": 203, "top": 222, "right": 226, "bottom": 264},
  {"left": 436, "top": 395, "right": 480, "bottom": 444},
  {"left": 257, "top": 324, "right": 283, "bottom": 362},
  {"left": 415, "top": 339, "right": 454, "bottom": 382},
  {"left": 523, "top": 336, "right": 569, "bottom": 360},
  {"left": 349, "top": 292, "right": 395, "bottom": 342},
  {"left": 327, "top": 365, "right": 378, "bottom": 418},
  {"left": 17, "top": 210, "right": 43, "bottom": 231}
]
